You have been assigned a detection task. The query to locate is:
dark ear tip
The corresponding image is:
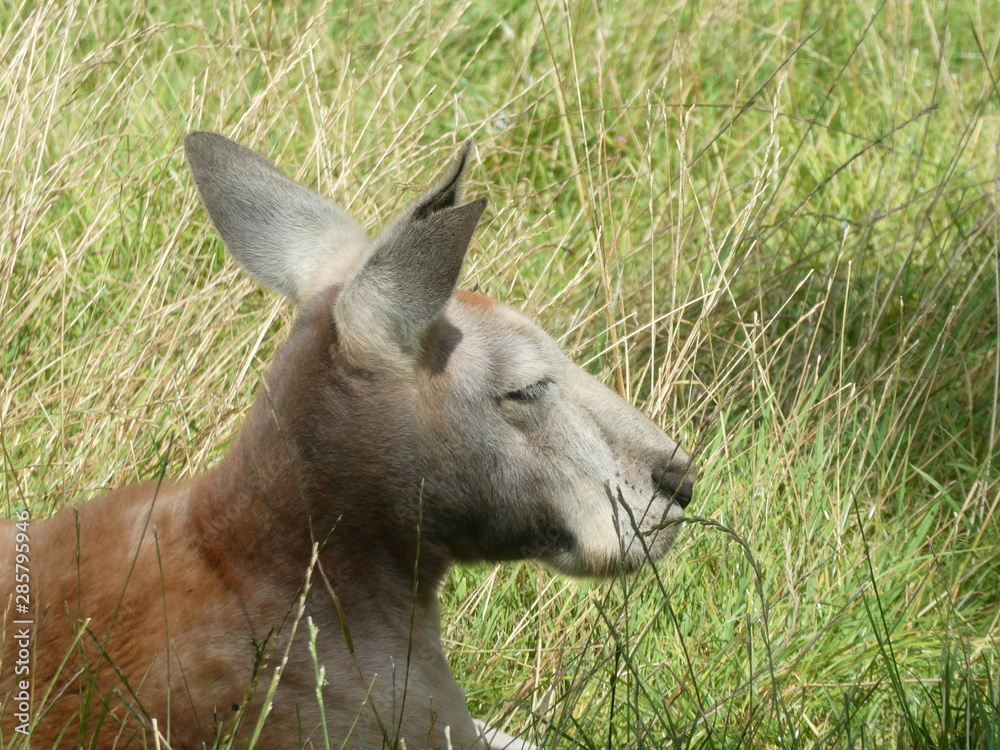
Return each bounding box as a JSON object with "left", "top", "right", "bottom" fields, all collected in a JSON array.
[
  {"left": 467, "top": 196, "right": 487, "bottom": 217},
  {"left": 414, "top": 140, "right": 477, "bottom": 219},
  {"left": 446, "top": 140, "right": 475, "bottom": 184},
  {"left": 456, "top": 139, "right": 474, "bottom": 165}
]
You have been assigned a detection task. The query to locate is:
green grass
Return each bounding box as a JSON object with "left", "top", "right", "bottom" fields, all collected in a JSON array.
[{"left": 2, "top": 0, "right": 999, "bottom": 747}]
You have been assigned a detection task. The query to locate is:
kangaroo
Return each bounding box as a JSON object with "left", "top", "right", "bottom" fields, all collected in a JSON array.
[{"left": 0, "top": 132, "right": 695, "bottom": 749}]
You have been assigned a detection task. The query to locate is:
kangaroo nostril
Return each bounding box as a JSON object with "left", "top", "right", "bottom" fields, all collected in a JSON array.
[{"left": 652, "top": 469, "right": 694, "bottom": 510}]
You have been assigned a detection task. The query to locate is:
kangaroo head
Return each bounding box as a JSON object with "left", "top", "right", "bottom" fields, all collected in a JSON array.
[{"left": 184, "top": 132, "right": 694, "bottom": 578}]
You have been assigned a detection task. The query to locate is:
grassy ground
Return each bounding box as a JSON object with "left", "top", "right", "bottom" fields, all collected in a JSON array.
[{"left": 2, "top": 0, "right": 999, "bottom": 747}]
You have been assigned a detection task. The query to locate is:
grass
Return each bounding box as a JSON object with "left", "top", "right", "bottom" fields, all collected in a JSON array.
[{"left": 1, "top": 0, "right": 999, "bottom": 747}]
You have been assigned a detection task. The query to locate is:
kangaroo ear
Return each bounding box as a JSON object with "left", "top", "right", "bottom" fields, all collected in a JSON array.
[
  {"left": 184, "top": 131, "right": 370, "bottom": 302},
  {"left": 336, "top": 142, "right": 485, "bottom": 367}
]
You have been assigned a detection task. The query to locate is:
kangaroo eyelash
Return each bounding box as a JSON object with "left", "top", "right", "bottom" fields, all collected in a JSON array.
[{"left": 504, "top": 378, "right": 553, "bottom": 402}]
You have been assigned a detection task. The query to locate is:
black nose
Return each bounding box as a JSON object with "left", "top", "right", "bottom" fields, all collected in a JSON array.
[{"left": 652, "top": 469, "right": 694, "bottom": 509}]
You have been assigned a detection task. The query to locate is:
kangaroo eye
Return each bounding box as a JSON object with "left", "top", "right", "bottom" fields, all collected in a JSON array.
[{"left": 504, "top": 379, "right": 552, "bottom": 402}]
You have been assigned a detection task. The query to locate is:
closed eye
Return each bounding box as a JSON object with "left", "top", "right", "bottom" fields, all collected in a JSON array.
[{"left": 503, "top": 378, "right": 552, "bottom": 402}]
